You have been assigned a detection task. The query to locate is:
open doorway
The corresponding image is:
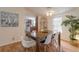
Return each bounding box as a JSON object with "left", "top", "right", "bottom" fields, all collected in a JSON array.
[{"left": 25, "top": 16, "right": 38, "bottom": 37}]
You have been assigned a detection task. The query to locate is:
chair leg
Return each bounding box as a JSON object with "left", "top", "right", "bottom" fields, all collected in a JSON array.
[{"left": 44, "top": 45, "right": 47, "bottom": 52}]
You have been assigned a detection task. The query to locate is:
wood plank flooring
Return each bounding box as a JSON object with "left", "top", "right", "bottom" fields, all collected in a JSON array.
[
  {"left": 0, "top": 42, "right": 36, "bottom": 52},
  {"left": 0, "top": 40, "right": 79, "bottom": 52},
  {"left": 61, "top": 40, "right": 79, "bottom": 52},
  {"left": 0, "top": 41, "right": 57, "bottom": 52}
]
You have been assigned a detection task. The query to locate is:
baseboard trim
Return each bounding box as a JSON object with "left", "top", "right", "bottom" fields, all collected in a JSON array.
[{"left": 0, "top": 40, "right": 21, "bottom": 47}]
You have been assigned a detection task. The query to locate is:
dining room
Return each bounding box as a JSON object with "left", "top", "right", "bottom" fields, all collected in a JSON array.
[{"left": 0, "top": 7, "right": 79, "bottom": 52}]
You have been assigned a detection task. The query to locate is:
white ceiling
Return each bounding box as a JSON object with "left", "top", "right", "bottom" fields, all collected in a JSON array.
[{"left": 26, "top": 7, "right": 74, "bottom": 16}]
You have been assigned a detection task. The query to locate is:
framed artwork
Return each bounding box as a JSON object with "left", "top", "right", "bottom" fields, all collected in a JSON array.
[{"left": 0, "top": 11, "right": 19, "bottom": 27}]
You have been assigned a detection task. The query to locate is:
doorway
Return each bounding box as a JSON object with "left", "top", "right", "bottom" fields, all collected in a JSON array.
[{"left": 25, "top": 16, "right": 38, "bottom": 37}]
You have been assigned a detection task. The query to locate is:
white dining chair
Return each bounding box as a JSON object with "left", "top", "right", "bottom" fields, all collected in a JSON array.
[
  {"left": 21, "top": 36, "right": 36, "bottom": 51},
  {"left": 40, "top": 32, "right": 53, "bottom": 52},
  {"left": 51, "top": 32, "right": 61, "bottom": 51},
  {"left": 44, "top": 32, "right": 53, "bottom": 44}
]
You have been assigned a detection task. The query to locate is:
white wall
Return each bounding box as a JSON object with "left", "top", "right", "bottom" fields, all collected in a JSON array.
[{"left": 0, "top": 7, "right": 36, "bottom": 46}]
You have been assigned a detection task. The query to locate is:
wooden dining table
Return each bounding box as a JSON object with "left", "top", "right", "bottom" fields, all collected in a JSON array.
[{"left": 26, "top": 31, "right": 49, "bottom": 52}]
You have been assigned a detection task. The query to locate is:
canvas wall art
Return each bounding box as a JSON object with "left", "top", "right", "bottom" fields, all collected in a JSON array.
[{"left": 0, "top": 11, "right": 19, "bottom": 27}]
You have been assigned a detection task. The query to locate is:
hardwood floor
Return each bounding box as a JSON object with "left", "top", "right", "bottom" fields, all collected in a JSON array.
[
  {"left": 0, "top": 41, "right": 57, "bottom": 52},
  {"left": 0, "top": 40, "right": 79, "bottom": 52},
  {"left": 0, "top": 42, "right": 36, "bottom": 52},
  {"left": 61, "top": 40, "right": 79, "bottom": 52}
]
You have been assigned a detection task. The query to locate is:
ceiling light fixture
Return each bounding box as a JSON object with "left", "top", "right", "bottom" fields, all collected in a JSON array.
[
  {"left": 46, "top": 11, "right": 55, "bottom": 16},
  {"left": 46, "top": 7, "right": 55, "bottom": 16}
]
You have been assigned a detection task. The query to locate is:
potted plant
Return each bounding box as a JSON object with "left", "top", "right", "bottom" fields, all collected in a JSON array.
[{"left": 62, "top": 15, "right": 79, "bottom": 40}]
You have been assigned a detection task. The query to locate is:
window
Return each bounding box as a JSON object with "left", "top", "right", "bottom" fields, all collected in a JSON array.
[
  {"left": 53, "top": 16, "right": 62, "bottom": 33},
  {"left": 30, "top": 17, "right": 36, "bottom": 27},
  {"left": 26, "top": 16, "right": 36, "bottom": 27}
]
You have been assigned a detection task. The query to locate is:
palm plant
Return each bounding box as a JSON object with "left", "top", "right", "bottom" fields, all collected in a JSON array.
[{"left": 62, "top": 15, "right": 79, "bottom": 40}]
